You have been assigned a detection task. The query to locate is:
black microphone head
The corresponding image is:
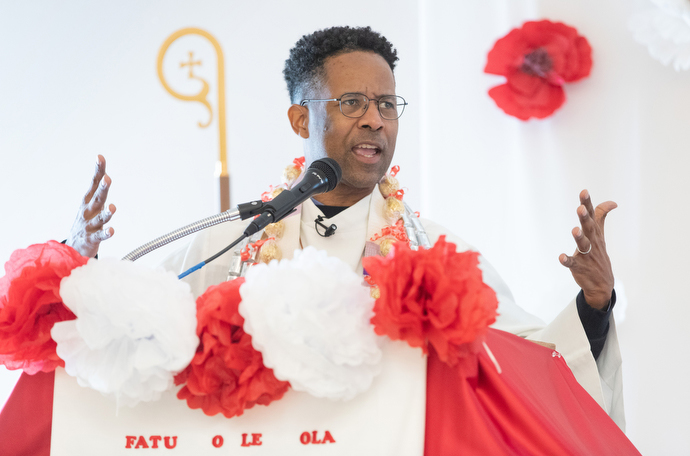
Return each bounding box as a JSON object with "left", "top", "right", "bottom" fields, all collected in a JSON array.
[{"left": 309, "top": 157, "right": 342, "bottom": 192}]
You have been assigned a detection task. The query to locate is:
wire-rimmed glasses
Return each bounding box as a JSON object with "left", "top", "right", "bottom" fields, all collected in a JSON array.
[{"left": 300, "top": 93, "right": 407, "bottom": 120}]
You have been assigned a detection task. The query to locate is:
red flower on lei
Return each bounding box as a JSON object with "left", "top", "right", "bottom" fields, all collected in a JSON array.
[
  {"left": 363, "top": 236, "right": 498, "bottom": 366},
  {"left": 175, "top": 278, "right": 289, "bottom": 418},
  {"left": 485, "top": 20, "right": 592, "bottom": 120},
  {"left": 0, "top": 241, "right": 88, "bottom": 374}
]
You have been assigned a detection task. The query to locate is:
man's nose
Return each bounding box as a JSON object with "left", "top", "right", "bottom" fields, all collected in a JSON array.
[{"left": 357, "top": 102, "right": 384, "bottom": 131}]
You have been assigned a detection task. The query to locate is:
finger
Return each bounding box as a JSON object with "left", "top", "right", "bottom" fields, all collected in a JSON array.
[
  {"left": 86, "top": 204, "right": 116, "bottom": 231},
  {"left": 84, "top": 155, "right": 107, "bottom": 204},
  {"left": 577, "top": 205, "right": 597, "bottom": 239},
  {"left": 572, "top": 226, "right": 591, "bottom": 255},
  {"left": 559, "top": 253, "right": 575, "bottom": 268},
  {"left": 85, "top": 173, "right": 112, "bottom": 218},
  {"left": 594, "top": 200, "right": 618, "bottom": 228},
  {"left": 89, "top": 226, "right": 114, "bottom": 244},
  {"left": 579, "top": 189, "right": 595, "bottom": 218}
]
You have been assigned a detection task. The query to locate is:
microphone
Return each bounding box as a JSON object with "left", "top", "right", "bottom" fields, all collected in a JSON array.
[
  {"left": 243, "top": 157, "right": 342, "bottom": 237},
  {"left": 314, "top": 215, "right": 337, "bottom": 237}
]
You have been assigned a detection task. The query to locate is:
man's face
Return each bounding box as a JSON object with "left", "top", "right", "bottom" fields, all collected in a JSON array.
[{"left": 303, "top": 51, "right": 398, "bottom": 195}]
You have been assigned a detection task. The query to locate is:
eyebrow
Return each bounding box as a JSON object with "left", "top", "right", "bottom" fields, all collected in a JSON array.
[{"left": 342, "top": 91, "right": 397, "bottom": 98}]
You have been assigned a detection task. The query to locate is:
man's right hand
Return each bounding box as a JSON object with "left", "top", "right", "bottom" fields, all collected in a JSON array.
[{"left": 66, "top": 155, "right": 116, "bottom": 257}]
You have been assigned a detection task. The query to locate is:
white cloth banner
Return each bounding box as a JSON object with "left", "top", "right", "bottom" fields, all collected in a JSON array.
[{"left": 50, "top": 340, "right": 426, "bottom": 455}]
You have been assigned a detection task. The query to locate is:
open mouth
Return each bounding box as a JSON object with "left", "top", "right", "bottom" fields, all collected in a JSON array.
[{"left": 352, "top": 143, "right": 381, "bottom": 160}]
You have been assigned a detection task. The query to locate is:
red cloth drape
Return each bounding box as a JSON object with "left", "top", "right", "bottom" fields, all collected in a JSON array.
[
  {"left": 0, "top": 371, "right": 53, "bottom": 456},
  {"left": 425, "top": 328, "right": 640, "bottom": 455}
]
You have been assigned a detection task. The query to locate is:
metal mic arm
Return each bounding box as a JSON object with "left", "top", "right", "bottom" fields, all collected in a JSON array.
[
  {"left": 126, "top": 158, "right": 342, "bottom": 271},
  {"left": 121, "top": 200, "right": 265, "bottom": 262}
]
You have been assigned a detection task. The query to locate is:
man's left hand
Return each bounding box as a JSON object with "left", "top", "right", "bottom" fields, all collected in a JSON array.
[{"left": 559, "top": 190, "right": 617, "bottom": 310}]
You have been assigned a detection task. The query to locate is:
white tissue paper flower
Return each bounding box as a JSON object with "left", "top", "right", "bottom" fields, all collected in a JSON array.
[
  {"left": 630, "top": 0, "right": 690, "bottom": 71},
  {"left": 239, "top": 247, "right": 382, "bottom": 401},
  {"left": 52, "top": 258, "right": 198, "bottom": 407}
]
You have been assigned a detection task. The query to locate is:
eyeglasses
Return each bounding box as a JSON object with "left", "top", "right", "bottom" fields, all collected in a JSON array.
[{"left": 300, "top": 93, "right": 408, "bottom": 120}]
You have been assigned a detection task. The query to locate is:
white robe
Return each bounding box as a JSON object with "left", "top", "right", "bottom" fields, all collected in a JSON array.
[{"left": 163, "top": 188, "right": 625, "bottom": 431}]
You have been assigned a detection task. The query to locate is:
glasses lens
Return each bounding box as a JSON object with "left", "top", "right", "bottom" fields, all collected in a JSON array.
[
  {"left": 339, "top": 93, "right": 368, "bottom": 118},
  {"left": 379, "top": 96, "right": 405, "bottom": 120}
]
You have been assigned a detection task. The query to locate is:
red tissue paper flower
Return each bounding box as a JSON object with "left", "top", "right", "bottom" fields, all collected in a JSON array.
[
  {"left": 363, "top": 236, "right": 498, "bottom": 367},
  {"left": 175, "top": 278, "right": 290, "bottom": 418},
  {"left": 0, "top": 241, "right": 88, "bottom": 374},
  {"left": 484, "top": 20, "right": 592, "bottom": 120}
]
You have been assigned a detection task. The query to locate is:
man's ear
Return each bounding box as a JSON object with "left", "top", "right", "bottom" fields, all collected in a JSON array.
[{"left": 287, "top": 104, "right": 309, "bottom": 138}]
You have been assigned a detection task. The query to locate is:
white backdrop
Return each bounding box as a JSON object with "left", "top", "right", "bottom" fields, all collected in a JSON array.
[{"left": 1, "top": 0, "right": 688, "bottom": 454}]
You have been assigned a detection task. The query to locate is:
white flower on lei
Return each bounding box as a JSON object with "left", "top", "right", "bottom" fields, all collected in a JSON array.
[
  {"left": 51, "top": 258, "right": 198, "bottom": 407},
  {"left": 630, "top": 0, "right": 690, "bottom": 71},
  {"left": 239, "top": 247, "right": 383, "bottom": 401}
]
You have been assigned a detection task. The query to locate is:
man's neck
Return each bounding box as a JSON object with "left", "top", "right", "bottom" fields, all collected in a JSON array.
[{"left": 312, "top": 185, "right": 375, "bottom": 207}]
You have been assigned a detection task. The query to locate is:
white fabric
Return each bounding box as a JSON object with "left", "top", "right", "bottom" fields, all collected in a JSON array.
[
  {"left": 50, "top": 340, "right": 426, "bottom": 455},
  {"left": 166, "top": 188, "right": 625, "bottom": 430}
]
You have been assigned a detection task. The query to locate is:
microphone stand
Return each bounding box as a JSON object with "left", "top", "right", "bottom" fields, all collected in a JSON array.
[
  {"left": 121, "top": 201, "right": 265, "bottom": 262},
  {"left": 122, "top": 157, "right": 342, "bottom": 278}
]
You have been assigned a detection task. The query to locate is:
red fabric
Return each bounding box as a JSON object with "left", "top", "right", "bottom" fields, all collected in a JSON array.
[
  {"left": 0, "top": 371, "right": 53, "bottom": 456},
  {"left": 484, "top": 20, "right": 592, "bottom": 120},
  {"left": 175, "top": 278, "right": 290, "bottom": 418},
  {"left": 364, "top": 236, "right": 498, "bottom": 366},
  {"left": 425, "top": 328, "right": 640, "bottom": 455}
]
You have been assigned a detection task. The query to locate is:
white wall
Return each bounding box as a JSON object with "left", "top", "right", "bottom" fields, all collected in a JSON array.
[{"left": 1, "top": 0, "right": 688, "bottom": 453}]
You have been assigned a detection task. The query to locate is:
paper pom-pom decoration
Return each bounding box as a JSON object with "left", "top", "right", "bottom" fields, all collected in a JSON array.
[
  {"left": 240, "top": 247, "right": 383, "bottom": 401},
  {"left": 484, "top": 20, "right": 592, "bottom": 120},
  {"left": 51, "top": 258, "right": 198, "bottom": 407},
  {"left": 0, "top": 241, "right": 88, "bottom": 374},
  {"left": 630, "top": 0, "right": 690, "bottom": 71},
  {"left": 363, "top": 236, "right": 498, "bottom": 366},
  {"left": 175, "top": 278, "right": 289, "bottom": 418}
]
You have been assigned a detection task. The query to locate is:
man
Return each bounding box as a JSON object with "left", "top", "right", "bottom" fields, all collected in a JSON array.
[{"left": 68, "top": 26, "right": 623, "bottom": 430}]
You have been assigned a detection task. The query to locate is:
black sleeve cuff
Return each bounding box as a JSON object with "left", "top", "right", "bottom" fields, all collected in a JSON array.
[{"left": 576, "top": 289, "right": 616, "bottom": 360}]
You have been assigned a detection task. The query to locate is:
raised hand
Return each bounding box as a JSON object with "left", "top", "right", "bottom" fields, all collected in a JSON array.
[
  {"left": 559, "top": 190, "right": 617, "bottom": 310},
  {"left": 66, "top": 155, "right": 116, "bottom": 257}
]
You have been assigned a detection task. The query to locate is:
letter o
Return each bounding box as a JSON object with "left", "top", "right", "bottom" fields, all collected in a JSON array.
[
  {"left": 300, "top": 431, "right": 311, "bottom": 445},
  {"left": 212, "top": 435, "right": 224, "bottom": 448}
]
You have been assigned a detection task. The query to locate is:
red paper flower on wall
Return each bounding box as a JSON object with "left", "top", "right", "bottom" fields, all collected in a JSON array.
[
  {"left": 175, "top": 278, "right": 289, "bottom": 418},
  {"left": 484, "top": 20, "right": 593, "bottom": 120}
]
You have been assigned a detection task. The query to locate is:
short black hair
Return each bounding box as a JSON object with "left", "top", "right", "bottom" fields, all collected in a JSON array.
[{"left": 283, "top": 26, "right": 398, "bottom": 103}]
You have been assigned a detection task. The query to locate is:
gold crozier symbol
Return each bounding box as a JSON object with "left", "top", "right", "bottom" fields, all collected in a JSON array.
[
  {"left": 176, "top": 51, "right": 212, "bottom": 128},
  {"left": 181, "top": 51, "right": 202, "bottom": 78},
  {"left": 157, "top": 28, "right": 230, "bottom": 211}
]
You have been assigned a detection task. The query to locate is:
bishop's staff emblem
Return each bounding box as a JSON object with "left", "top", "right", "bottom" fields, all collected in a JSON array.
[{"left": 157, "top": 28, "right": 230, "bottom": 211}]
